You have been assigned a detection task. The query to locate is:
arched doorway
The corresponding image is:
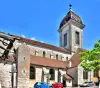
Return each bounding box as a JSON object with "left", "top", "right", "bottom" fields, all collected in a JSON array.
[{"left": 49, "top": 69, "right": 55, "bottom": 80}]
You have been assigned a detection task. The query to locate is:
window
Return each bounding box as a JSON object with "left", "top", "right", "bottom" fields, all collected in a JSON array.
[
  {"left": 49, "top": 69, "right": 55, "bottom": 80},
  {"left": 64, "top": 33, "right": 67, "bottom": 46},
  {"left": 56, "top": 54, "right": 58, "bottom": 60},
  {"left": 66, "top": 57, "right": 68, "bottom": 61},
  {"left": 35, "top": 50, "right": 36, "bottom": 55},
  {"left": 30, "top": 66, "right": 35, "bottom": 79},
  {"left": 75, "top": 31, "right": 80, "bottom": 44},
  {"left": 58, "top": 71, "right": 61, "bottom": 82},
  {"left": 83, "top": 71, "right": 88, "bottom": 79},
  {"left": 43, "top": 51, "right": 46, "bottom": 57},
  {"left": 94, "top": 70, "right": 99, "bottom": 77}
]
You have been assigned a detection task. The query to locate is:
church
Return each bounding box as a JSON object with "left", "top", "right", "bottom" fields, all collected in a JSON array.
[{"left": 0, "top": 5, "right": 99, "bottom": 88}]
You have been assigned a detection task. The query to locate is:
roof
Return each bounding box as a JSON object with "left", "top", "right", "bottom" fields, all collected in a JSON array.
[
  {"left": 30, "top": 55, "right": 67, "bottom": 69},
  {"left": 66, "top": 48, "right": 86, "bottom": 78},
  {"left": 63, "top": 74, "right": 73, "bottom": 80},
  {"left": 8, "top": 33, "right": 72, "bottom": 54},
  {"left": 68, "top": 48, "right": 86, "bottom": 68},
  {"left": 67, "top": 67, "right": 77, "bottom": 75},
  {"left": 59, "top": 11, "right": 85, "bottom": 29}
]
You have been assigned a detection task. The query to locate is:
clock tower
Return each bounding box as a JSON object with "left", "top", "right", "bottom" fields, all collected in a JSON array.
[{"left": 58, "top": 4, "right": 85, "bottom": 52}]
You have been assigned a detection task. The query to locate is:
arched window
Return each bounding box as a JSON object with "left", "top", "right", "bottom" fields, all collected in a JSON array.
[
  {"left": 43, "top": 51, "right": 46, "bottom": 57},
  {"left": 30, "top": 66, "right": 35, "bottom": 79},
  {"left": 49, "top": 69, "right": 55, "bottom": 80},
  {"left": 35, "top": 50, "right": 36, "bottom": 55},
  {"left": 56, "top": 54, "right": 58, "bottom": 60},
  {"left": 66, "top": 57, "right": 68, "bottom": 61}
]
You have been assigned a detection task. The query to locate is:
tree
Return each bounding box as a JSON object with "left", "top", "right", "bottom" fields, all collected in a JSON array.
[{"left": 80, "top": 40, "right": 100, "bottom": 87}]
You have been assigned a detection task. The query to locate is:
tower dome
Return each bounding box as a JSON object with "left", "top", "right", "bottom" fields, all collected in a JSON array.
[{"left": 59, "top": 4, "right": 85, "bottom": 29}]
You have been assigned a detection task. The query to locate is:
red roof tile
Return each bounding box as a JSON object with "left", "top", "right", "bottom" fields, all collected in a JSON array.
[
  {"left": 67, "top": 67, "right": 77, "bottom": 76},
  {"left": 30, "top": 55, "right": 67, "bottom": 69},
  {"left": 68, "top": 48, "right": 86, "bottom": 68}
]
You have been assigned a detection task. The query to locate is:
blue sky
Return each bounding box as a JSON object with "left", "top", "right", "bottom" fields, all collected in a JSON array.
[{"left": 0, "top": 0, "right": 100, "bottom": 50}]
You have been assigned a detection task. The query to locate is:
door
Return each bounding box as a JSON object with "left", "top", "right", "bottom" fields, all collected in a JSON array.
[{"left": 63, "top": 80, "right": 66, "bottom": 87}]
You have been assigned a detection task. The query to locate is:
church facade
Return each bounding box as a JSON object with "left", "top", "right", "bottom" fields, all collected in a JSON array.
[{"left": 0, "top": 5, "right": 99, "bottom": 88}]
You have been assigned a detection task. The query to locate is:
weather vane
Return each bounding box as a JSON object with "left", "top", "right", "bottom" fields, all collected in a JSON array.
[{"left": 69, "top": 4, "right": 72, "bottom": 11}]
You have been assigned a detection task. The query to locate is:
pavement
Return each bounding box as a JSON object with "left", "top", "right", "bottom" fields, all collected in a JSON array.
[{"left": 64, "top": 86, "right": 99, "bottom": 88}]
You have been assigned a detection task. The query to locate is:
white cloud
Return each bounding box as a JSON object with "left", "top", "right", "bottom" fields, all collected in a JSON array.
[
  {"left": 31, "top": 37, "right": 36, "bottom": 40},
  {"left": 20, "top": 34, "right": 44, "bottom": 43},
  {"left": 21, "top": 34, "right": 26, "bottom": 38},
  {"left": 40, "top": 41, "right": 44, "bottom": 43}
]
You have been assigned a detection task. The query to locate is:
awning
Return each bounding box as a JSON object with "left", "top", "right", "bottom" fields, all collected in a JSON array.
[{"left": 63, "top": 74, "right": 73, "bottom": 80}]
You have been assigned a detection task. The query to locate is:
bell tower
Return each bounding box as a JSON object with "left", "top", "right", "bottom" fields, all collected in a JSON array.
[{"left": 58, "top": 4, "right": 85, "bottom": 52}]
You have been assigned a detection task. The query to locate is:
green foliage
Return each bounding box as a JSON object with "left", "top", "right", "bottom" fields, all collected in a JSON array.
[{"left": 80, "top": 40, "right": 100, "bottom": 71}]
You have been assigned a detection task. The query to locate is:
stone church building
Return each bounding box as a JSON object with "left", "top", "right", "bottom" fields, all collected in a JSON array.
[{"left": 0, "top": 5, "right": 99, "bottom": 88}]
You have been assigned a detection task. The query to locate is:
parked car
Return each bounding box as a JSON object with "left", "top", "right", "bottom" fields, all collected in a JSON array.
[
  {"left": 34, "top": 82, "right": 53, "bottom": 88},
  {"left": 52, "top": 82, "right": 63, "bottom": 88},
  {"left": 79, "top": 81, "right": 95, "bottom": 87}
]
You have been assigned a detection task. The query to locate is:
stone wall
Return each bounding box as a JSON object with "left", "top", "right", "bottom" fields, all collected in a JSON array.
[
  {"left": 71, "top": 24, "right": 83, "bottom": 52},
  {"left": 16, "top": 43, "right": 30, "bottom": 88},
  {"left": 0, "top": 62, "right": 16, "bottom": 88},
  {"left": 78, "top": 66, "right": 84, "bottom": 84},
  {"left": 58, "top": 21, "right": 83, "bottom": 52},
  {"left": 11, "top": 39, "right": 72, "bottom": 63}
]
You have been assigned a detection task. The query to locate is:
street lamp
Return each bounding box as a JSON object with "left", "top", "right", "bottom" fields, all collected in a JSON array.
[{"left": 46, "top": 73, "right": 51, "bottom": 86}]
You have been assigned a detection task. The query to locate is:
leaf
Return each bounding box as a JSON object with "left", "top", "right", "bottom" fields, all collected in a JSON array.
[{"left": 80, "top": 40, "right": 100, "bottom": 72}]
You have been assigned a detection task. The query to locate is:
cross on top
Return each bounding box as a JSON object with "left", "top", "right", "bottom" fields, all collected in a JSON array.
[{"left": 69, "top": 4, "right": 72, "bottom": 11}]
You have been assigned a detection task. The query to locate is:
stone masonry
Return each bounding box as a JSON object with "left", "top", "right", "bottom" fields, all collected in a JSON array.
[{"left": 16, "top": 43, "right": 30, "bottom": 88}]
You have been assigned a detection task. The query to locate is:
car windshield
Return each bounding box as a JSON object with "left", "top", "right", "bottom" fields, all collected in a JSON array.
[{"left": 88, "top": 82, "right": 93, "bottom": 83}]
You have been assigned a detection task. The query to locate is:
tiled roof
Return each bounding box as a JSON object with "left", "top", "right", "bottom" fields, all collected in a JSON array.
[
  {"left": 59, "top": 11, "right": 85, "bottom": 29},
  {"left": 8, "top": 34, "right": 72, "bottom": 54},
  {"left": 66, "top": 48, "right": 86, "bottom": 78},
  {"left": 68, "top": 48, "right": 86, "bottom": 68},
  {"left": 67, "top": 67, "right": 77, "bottom": 76},
  {"left": 30, "top": 55, "right": 67, "bottom": 69}
]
